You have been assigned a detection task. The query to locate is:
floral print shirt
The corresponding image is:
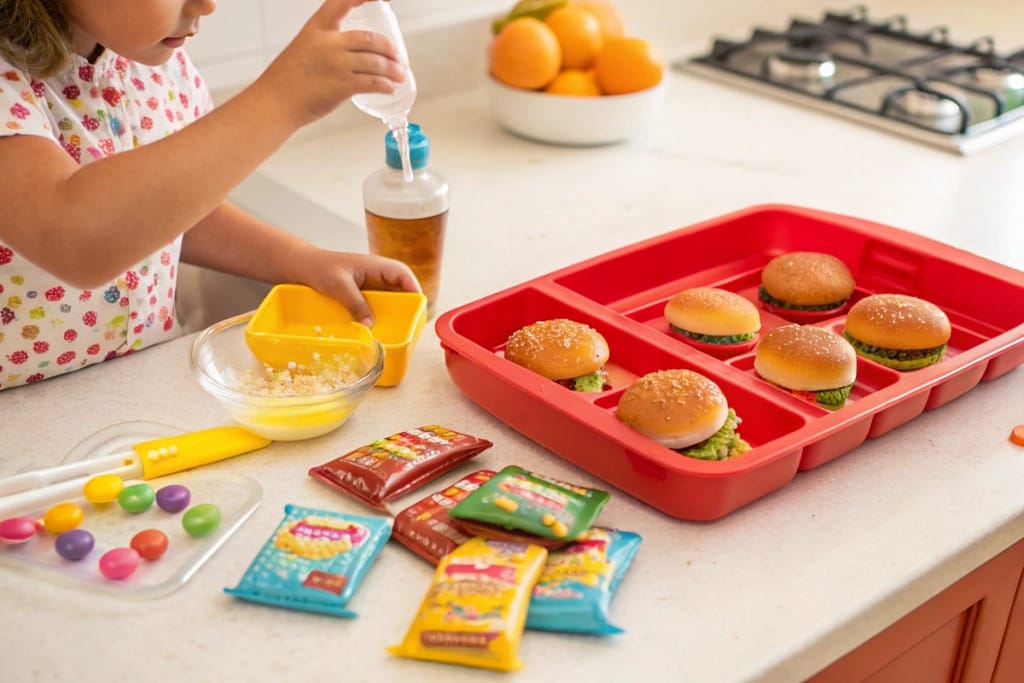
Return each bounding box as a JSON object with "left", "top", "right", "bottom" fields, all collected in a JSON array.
[{"left": 0, "top": 48, "right": 213, "bottom": 390}]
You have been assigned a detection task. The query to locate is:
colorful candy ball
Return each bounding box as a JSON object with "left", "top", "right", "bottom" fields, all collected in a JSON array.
[
  {"left": 130, "top": 528, "right": 169, "bottom": 561},
  {"left": 0, "top": 516, "right": 40, "bottom": 544},
  {"left": 83, "top": 473, "right": 125, "bottom": 504},
  {"left": 118, "top": 483, "right": 156, "bottom": 514},
  {"left": 43, "top": 502, "right": 84, "bottom": 534},
  {"left": 98, "top": 547, "right": 140, "bottom": 580},
  {"left": 182, "top": 503, "right": 221, "bottom": 538},
  {"left": 155, "top": 484, "right": 191, "bottom": 513},
  {"left": 55, "top": 529, "right": 95, "bottom": 561}
]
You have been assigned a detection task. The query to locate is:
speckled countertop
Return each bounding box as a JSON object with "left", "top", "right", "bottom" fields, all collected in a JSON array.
[{"left": 3, "top": 2, "right": 1024, "bottom": 682}]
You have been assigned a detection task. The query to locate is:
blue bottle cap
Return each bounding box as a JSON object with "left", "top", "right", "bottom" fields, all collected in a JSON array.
[{"left": 384, "top": 123, "right": 429, "bottom": 170}]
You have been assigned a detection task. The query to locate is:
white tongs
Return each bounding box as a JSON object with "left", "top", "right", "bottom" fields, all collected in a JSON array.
[{"left": 0, "top": 426, "right": 271, "bottom": 518}]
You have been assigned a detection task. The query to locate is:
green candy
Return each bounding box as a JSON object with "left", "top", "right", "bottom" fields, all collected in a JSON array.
[
  {"left": 117, "top": 483, "right": 156, "bottom": 514},
  {"left": 182, "top": 503, "right": 221, "bottom": 538}
]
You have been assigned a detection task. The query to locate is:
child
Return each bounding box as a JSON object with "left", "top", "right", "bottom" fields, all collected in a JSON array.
[{"left": 0, "top": 0, "right": 421, "bottom": 390}]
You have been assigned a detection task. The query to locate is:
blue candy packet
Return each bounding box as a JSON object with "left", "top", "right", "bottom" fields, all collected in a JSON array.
[
  {"left": 525, "top": 527, "right": 642, "bottom": 635},
  {"left": 224, "top": 504, "right": 392, "bottom": 618}
]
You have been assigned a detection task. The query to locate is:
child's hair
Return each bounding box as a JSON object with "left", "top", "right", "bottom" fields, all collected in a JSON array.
[{"left": 0, "top": 0, "right": 74, "bottom": 79}]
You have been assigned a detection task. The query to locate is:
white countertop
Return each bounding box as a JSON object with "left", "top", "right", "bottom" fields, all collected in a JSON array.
[{"left": 4, "top": 4, "right": 1024, "bottom": 682}]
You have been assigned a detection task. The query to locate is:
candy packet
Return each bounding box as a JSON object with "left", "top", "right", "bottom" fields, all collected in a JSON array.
[
  {"left": 451, "top": 517, "right": 571, "bottom": 550},
  {"left": 526, "top": 527, "right": 642, "bottom": 635},
  {"left": 448, "top": 465, "right": 609, "bottom": 542},
  {"left": 388, "top": 536, "right": 547, "bottom": 672},
  {"left": 224, "top": 504, "right": 391, "bottom": 618},
  {"left": 309, "top": 425, "right": 493, "bottom": 510},
  {"left": 391, "top": 470, "right": 495, "bottom": 565}
]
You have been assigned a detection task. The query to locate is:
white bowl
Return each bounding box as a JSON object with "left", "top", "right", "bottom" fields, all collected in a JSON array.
[{"left": 485, "top": 76, "right": 666, "bottom": 146}]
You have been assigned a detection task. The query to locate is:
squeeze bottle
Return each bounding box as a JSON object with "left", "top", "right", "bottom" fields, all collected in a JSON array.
[
  {"left": 342, "top": 1, "right": 418, "bottom": 179},
  {"left": 363, "top": 124, "right": 449, "bottom": 316}
]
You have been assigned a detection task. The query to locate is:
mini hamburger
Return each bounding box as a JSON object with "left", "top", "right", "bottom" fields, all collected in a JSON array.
[
  {"left": 664, "top": 287, "right": 761, "bottom": 347},
  {"left": 758, "top": 251, "right": 856, "bottom": 318},
  {"left": 754, "top": 324, "right": 857, "bottom": 410},
  {"left": 843, "top": 294, "right": 951, "bottom": 371},
  {"left": 504, "top": 319, "right": 610, "bottom": 392},
  {"left": 616, "top": 369, "right": 750, "bottom": 461}
]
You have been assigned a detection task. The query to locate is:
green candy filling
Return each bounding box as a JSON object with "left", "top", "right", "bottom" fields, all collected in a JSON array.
[
  {"left": 758, "top": 286, "right": 846, "bottom": 312},
  {"left": 669, "top": 324, "right": 756, "bottom": 345},
  {"left": 816, "top": 384, "right": 853, "bottom": 410},
  {"left": 573, "top": 371, "right": 606, "bottom": 393},
  {"left": 843, "top": 332, "right": 947, "bottom": 371},
  {"left": 677, "top": 409, "right": 751, "bottom": 461}
]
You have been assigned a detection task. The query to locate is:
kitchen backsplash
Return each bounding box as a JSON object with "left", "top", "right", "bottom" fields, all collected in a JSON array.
[
  {"left": 188, "top": 0, "right": 1007, "bottom": 133},
  {"left": 190, "top": 0, "right": 507, "bottom": 97}
]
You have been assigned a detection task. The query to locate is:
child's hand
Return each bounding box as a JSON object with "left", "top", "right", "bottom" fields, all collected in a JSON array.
[
  {"left": 259, "top": 0, "right": 408, "bottom": 126},
  {"left": 289, "top": 247, "right": 422, "bottom": 326}
]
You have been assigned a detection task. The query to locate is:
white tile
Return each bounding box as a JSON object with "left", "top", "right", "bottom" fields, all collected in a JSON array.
[
  {"left": 189, "top": 0, "right": 264, "bottom": 62},
  {"left": 263, "top": 0, "right": 323, "bottom": 49}
]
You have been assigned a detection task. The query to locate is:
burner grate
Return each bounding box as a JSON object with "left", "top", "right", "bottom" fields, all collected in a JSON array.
[{"left": 675, "top": 5, "right": 1024, "bottom": 153}]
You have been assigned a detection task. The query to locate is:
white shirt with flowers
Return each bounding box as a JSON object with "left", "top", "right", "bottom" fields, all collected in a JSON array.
[{"left": 0, "top": 48, "right": 213, "bottom": 390}]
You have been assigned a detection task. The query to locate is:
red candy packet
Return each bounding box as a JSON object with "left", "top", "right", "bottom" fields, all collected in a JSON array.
[
  {"left": 391, "top": 470, "right": 496, "bottom": 565},
  {"left": 309, "top": 426, "right": 493, "bottom": 510}
]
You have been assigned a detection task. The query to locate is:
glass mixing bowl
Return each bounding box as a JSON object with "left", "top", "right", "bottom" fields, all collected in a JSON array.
[{"left": 190, "top": 312, "right": 384, "bottom": 441}]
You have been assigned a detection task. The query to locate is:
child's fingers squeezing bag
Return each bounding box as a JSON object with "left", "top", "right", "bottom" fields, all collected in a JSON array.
[
  {"left": 388, "top": 536, "right": 547, "bottom": 672},
  {"left": 224, "top": 504, "right": 391, "bottom": 618}
]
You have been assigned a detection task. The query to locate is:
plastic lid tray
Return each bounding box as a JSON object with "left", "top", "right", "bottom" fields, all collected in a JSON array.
[{"left": 435, "top": 205, "right": 1024, "bottom": 521}]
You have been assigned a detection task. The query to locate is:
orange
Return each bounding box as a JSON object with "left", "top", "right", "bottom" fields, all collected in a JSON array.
[
  {"left": 545, "top": 69, "right": 602, "bottom": 96},
  {"left": 544, "top": 6, "right": 603, "bottom": 70},
  {"left": 575, "top": 0, "right": 625, "bottom": 38},
  {"left": 594, "top": 36, "right": 663, "bottom": 94},
  {"left": 489, "top": 17, "right": 563, "bottom": 90}
]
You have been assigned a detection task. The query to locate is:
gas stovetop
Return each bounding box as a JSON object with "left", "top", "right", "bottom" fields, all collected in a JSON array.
[{"left": 675, "top": 6, "right": 1024, "bottom": 154}]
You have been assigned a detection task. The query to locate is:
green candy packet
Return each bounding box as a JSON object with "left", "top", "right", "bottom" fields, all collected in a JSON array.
[{"left": 448, "top": 465, "right": 609, "bottom": 542}]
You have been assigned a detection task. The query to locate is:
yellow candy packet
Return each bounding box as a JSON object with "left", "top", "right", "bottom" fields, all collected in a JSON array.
[{"left": 387, "top": 536, "right": 547, "bottom": 672}]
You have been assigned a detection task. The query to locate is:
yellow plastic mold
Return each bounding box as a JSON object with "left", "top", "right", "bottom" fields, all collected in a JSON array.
[
  {"left": 363, "top": 289, "right": 428, "bottom": 387},
  {"left": 245, "top": 285, "right": 377, "bottom": 371},
  {"left": 245, "top": 285, "right": 426, "bottom": 386}
]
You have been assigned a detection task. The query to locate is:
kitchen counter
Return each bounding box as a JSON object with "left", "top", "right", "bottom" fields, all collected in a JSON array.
[{"left": 4, "top": 4, "right": 1024, "bottom": 682}]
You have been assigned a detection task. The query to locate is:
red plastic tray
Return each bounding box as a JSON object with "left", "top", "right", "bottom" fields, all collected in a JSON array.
[{"left": 435, "top": 205, "right": 1024, "bottom": 521}]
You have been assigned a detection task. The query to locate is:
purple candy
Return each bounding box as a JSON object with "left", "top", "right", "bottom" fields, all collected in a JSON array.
[
  {"left": 55, "top": 529, "right": 95, "bottom": 561},
  {"left": 156, "top": 484, "right": 191, "bottom": 513}
]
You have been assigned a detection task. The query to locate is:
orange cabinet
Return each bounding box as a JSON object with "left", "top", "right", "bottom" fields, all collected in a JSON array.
[{"left": 808, "top": 538, "right": 1024, "bottom": 682}]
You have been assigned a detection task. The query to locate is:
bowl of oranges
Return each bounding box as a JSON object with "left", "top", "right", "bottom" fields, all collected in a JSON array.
[{"left": 486, "top": 0, "right": 666, "bottom": 146}]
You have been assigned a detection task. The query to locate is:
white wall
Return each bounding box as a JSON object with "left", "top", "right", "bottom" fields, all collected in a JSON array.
[{"left": 189, "top": 0, "right": 508, "bottom": 94}]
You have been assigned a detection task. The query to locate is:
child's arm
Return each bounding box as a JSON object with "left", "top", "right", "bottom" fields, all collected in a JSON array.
[
  {"left": 181, "top": 200, "right": 421, "bottom": 326},
  {"left": 0, "top": 0, "right": 402, "bottom": 288}
]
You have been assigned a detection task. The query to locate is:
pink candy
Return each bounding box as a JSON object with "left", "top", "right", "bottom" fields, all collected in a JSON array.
[
  {"left": 98, "top": 547, "right": 140, "bottom": 580},
  {"left": 0, "top": 516, "right": 40, "bottom": 544}
]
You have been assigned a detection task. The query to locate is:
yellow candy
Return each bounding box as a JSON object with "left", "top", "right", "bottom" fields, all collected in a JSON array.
[
  {"left": 43, "top": 502, "right": 84, "bottom": 534},
  {"left": 83, "top": 474, "right": 125, "bottom": 504}
]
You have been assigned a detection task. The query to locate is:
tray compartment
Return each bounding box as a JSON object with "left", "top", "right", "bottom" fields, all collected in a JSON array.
[
  {"left": 444, "top": 334, "right": 811, "bottom": 521},
  {"left": 436, "top": 205, "right": 1024, "bottom": 520}
]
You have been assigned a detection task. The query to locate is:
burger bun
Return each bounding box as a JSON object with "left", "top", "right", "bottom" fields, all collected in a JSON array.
[
  {"left": 616, "top": 369, "right": 728, "bottom": 450},
  {"left": 844, "top": 294, "right": 951, "bottom": 350},
  {"left": 504, "top": 318, "right": 609, "bottom": 381},
  {"left": 760, "top": 251, "right": 856, "bottom": 309},
  {"left": 754, "top": 324, "right": 857, "bottom": 391},
  {"left": 664, "top": 287, "right": 760, "bottom": 338}
]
